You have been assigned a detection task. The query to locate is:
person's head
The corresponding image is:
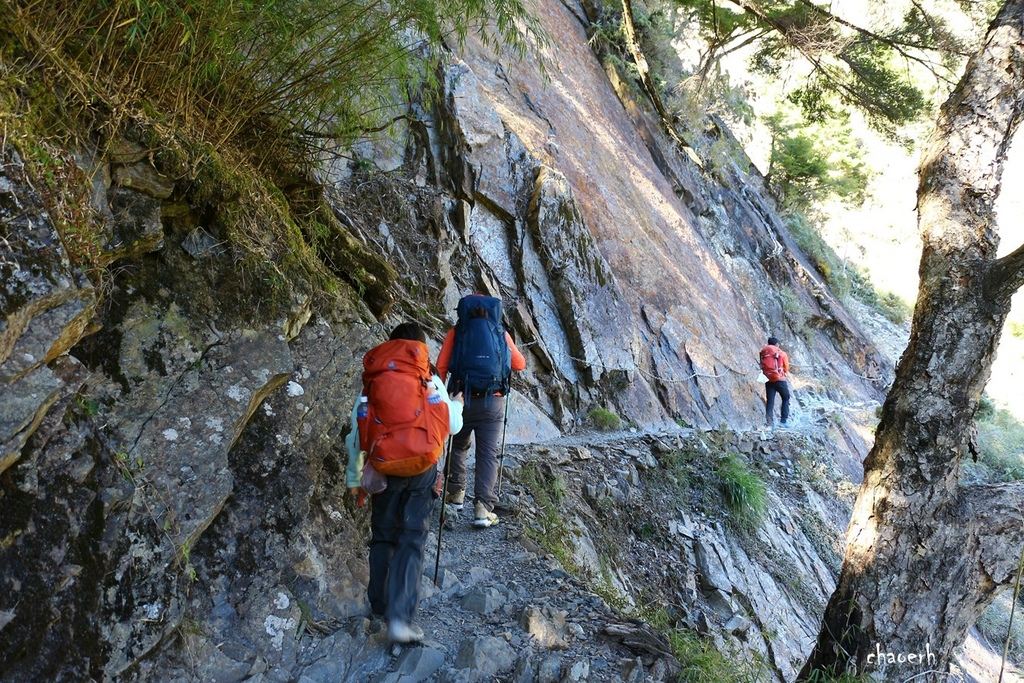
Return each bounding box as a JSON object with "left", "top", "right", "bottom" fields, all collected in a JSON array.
[
  {"left": 767, "top": 336, "right": 779, "bottom": 346},
  {"left": 389, "top": 322, "right": 427, "bottom": 343}
]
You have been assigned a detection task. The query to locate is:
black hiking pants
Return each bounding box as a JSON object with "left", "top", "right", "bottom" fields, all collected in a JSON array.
[
  {"left": 765, "top": 380, "right": 790, "bottom": 426},
  {"left": 368, "top": 463, "right": 437, "bottom": 624}
]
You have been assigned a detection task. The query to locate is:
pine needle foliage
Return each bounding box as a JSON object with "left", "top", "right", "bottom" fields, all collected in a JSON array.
[
  {"left": 668, "top": 0, "right": 988, "bottom": 139},
  {"left": 765, "top": 111, "right": 869, "bottom": 212}
]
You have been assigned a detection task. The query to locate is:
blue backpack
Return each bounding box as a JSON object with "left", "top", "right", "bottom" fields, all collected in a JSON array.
[{"left": 448, "top": 295, "right": 512, "bottom": 397}]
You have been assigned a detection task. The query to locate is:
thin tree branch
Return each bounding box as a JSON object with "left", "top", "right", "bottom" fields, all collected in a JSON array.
[{"left": 987, "top": 242, "right": 1024, "bottom": 301}]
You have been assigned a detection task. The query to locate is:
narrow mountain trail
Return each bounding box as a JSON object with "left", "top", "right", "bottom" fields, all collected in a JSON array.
[
  {"left": 323, "top": 418, "right": 858, "bottom": 683},
  {"left": 334, "top": 439, "right": 673, "bottom": 683}
]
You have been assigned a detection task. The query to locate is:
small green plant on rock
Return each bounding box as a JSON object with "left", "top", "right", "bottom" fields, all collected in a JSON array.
[
  {"left": 74, "top": 395, "right": 100, "bottom": 418},
  {"left": 668, "top": 629, "right": 766, "bottom": 682},
  {"left": 587, "top": 407, "right": 621, "bottom": 431},
  {"left": 716, "top": 453, "right": 768, "bottom": 531},
  {"left": 594, "top": 561, "right": 631, "bottom": 612},
  {"left": 519, "top": 461, "right": 574, "bottom": 567}
]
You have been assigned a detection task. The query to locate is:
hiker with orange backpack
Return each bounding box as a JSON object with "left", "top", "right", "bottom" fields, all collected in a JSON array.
[
  {"left": 759, "top": 336, "right": 791, "bottom": 428},
  {"left": 345, "top": 322, "right": 464, "bottom": 643}
]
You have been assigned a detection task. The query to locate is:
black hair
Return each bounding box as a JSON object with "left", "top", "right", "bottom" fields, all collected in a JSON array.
[
  {"left": 390, "top": 322, "right": 427, "bottom": 343},
  {"left": 767, "top": 336, "right": 779, "bottom": 346}
]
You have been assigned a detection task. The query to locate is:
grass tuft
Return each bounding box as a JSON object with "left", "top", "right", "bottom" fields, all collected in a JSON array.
[
  {"left": 716, "top": 453, "right": 768, "bottom": 531},
  {"left": 587, "top": 408, "right": 622, "bottom": 431},
  {"left": 2, "top": 0, "right": 546, "bottom": 173},
  {"left": 977, "top": 591, "right": 1024, "bottom": 668},
  {"left": 667, "top": 629, "right": 768, "bottom": 682}
]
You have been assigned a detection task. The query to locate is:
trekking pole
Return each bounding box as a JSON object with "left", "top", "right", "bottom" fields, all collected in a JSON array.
[
  {"left": 495, "top": 390, "right": 512, "bottom": 497},
  {"left": 433, "top": 434, "right": 455, "bottom": 585}
]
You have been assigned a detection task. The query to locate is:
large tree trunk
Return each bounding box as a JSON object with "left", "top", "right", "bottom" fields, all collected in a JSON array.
[{"left": 799, "top": 2, "right": 1024, "bottom": 680}]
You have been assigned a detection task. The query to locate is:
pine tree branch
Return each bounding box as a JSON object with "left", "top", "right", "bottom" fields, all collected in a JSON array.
[
  {"left": 725, "top": 0, "right": 956, "bottom": 116},
  {"left": 794, "top": 0, "right": 960, "bottom": 78},
  {"left": 988, "top": 243, "right": 1024, "bottom": 300}
]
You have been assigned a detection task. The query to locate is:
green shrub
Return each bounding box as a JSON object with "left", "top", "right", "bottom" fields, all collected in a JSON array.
[
  {"left": 783, "top": 214, "right": 854, "bottom": 297},
  {"left": 587, "top": 408, "right": 622, "bottom": 431},
  {"left": 977, "top": 394, "right": 997, "bottom": 421},
  {"left": 848, "top": 267, "right": 914, "bottom": 325},
  {"left": 778, "top": 285, "right": 813, "bottom": 342},
  {"left": 716, "top": 454, "right": 768, "bottom": 530},
  {"left": 970, "top": 406, "right": 1024, "bottom": 482},
  {"left": 667, "top": 629, "right": 766, "bottom": 682},
  {"left": 877, "top": 291, "right": 912, "bottom": 325}
]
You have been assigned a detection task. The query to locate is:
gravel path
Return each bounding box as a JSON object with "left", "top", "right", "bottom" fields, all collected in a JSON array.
[{"left": 349, "top": 438, "right": 669, "bottom": 683}]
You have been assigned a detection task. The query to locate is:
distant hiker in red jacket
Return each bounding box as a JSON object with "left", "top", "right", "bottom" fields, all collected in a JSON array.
[{"left": 759, "top": 336, "right": 791, "bottom": 428}]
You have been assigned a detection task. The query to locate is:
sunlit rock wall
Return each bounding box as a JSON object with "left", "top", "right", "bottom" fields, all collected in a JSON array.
[{"left": 372, "top": 0, "right": 892, "bottom": 438}]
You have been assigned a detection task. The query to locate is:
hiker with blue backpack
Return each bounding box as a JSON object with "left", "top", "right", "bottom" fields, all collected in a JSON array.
[
  {"left": 759, "top": 336, "right": 791, "bottom": 428},
  {"left": 345, "top": 322, "right": 464, "bottom": 643},
  {"left": 436, "top": 295, "right": 526, "bottom": 528}
]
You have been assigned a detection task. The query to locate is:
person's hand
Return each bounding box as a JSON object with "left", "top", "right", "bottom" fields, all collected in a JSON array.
[
  {"left": 348, "top": 487, "right": 361, "bottom": 497},
  {"left": 452, "top": 391, "right": 465, "bottom": 405}
]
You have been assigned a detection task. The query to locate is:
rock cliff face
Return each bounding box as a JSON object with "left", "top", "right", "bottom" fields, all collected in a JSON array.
[
  {"left": 0, "top": 0, "right": 893, "bottom": 680},
  {"left": 431, "top": 0, "right": 889, "bottom": 439}
]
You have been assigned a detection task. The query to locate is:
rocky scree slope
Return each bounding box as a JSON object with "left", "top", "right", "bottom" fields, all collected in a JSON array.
[{"left": 140, "top": 428, "right": 856, "bottom": 683}]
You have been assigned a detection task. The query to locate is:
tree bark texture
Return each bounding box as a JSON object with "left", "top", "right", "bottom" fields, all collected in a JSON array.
[{"left": 800, "top": 2, "right": 1024, "bottom": 680}]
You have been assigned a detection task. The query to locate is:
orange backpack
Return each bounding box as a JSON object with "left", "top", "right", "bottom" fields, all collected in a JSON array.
[
  {"left": 760, "top": 345, "right": 785, "bottom": 382},
  {"left": 358, "top": 339, "right": 450, "bottom": 477}
]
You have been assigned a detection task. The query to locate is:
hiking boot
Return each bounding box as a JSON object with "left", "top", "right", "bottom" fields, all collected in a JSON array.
[
  {"left": 387, "top": 620, "right": 425, "bottom": 643},
  {"left": 473, "top": 501, "right": 499, "bottom": 528},
  {"left": 446, "top": 489, "right": 465, "bottom": 511}
]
